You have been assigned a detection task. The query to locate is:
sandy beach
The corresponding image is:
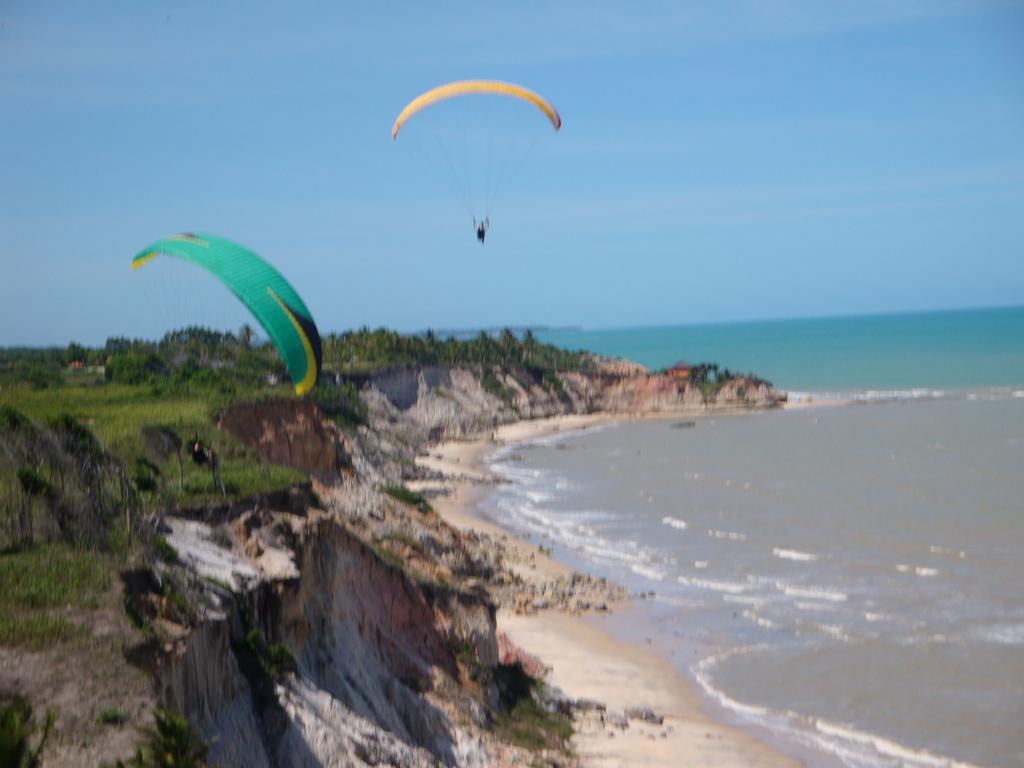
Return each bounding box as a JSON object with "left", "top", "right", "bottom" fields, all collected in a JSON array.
[{"left": 414, "top": 413, "right": 802, "bottom": 768}]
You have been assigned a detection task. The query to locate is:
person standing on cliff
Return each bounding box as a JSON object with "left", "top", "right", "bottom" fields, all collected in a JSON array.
[{"left": 190, "top": 433, "right": 225, "bottom": 497}]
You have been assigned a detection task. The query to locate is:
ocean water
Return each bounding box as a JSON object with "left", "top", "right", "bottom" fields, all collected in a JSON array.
[
  {"left": 483, "top": 308, "right": 1024, "bottom": 768},
  {"left": 538, "top": 306, "right": 1024, "bottom": 396}
]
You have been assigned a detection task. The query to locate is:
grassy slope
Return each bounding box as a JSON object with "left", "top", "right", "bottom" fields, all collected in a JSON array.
[{"left": 0, "top": 383, "right": 305, "bottom": 504}]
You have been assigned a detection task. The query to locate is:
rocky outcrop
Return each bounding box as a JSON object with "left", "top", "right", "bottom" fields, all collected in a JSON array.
[
  {"left": 359, "top": 361, "right": 785, "bottom": 454},
  {"left": 145, "top": 354, "right": 783, "bottom": 767},
  {"left": 151, "top": 501, "right": 501, "bottom": 768},
  {"left": 154, "top": 611, "right": 273, "bottom": 767}
]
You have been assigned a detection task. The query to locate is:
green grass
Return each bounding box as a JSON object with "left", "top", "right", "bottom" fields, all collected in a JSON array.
[
  {"left": 0, "top": 543, "right": 112, "bottom": 648},
  {"left": 98, "top": 707, "right": 126, "bottom": 725},
  {"left": 0, "top": 613, "right": 82, "bottom": 649},
  {"left": 0, "top": 384, "right": 305, "bottom": 504},
  {"left": 150, "top": 536, "right": 178, "bottom": 565},
  {"left": 243, "top": 627, "right": 296, "bottom": 680},
  {"left": 494, "top": 697, "right": 574, "bottom": 752},
  {"left": 0, "top": 544, "right": 112, "bottom": 608},
  {"left": 480, "top": 369, "right": 513, "bottom": 403},
  {"left": 116, "top": 707, "right": 207, "bottom": 768},
  {"left": 492, "top": 661, "right": 573, "bottom": 753},
  {"left": 381, "top": 484, "right": 432, "bottom": 512},
  {"left": 0, "top": 695, "right": 56, "bottom": 768}
]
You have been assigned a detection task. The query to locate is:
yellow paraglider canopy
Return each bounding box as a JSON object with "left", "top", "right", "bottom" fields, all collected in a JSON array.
[{"left": 391, "top": 80, "right": 561, "bottom": 139}]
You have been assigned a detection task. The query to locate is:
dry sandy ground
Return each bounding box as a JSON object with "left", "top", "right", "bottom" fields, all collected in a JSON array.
[{"left": 415, "top": 413, "right": 803, "bottom": 768}]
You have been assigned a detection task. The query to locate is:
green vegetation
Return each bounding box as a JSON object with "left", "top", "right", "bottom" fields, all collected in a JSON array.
[
  {"left": 452, "top": 638, "right": 485, "bottom": 682},
  {"left": 322, "top": 327, "right": 592, "bottom": 375},
  {"left": 1, "top": 323, "right": 590, "bottom": 524},
  {"left": 98, "top": 708, "right": 126, "bottom": 726},
  {"left": 150, "top": 535, "right": 178, "bottom": 565},
  {"left": 381, "top": 484, "right": 432, "bottom": 512},
  {"left": 233, "top": 595, "right": 296, "bottom": 681},
  {"left": 480, "top": 368, "right": 513, "bottom": 402},
  {"left": 677, "top": 362, "right": 762, "bottom": 404},
  {"left": 312, "top": 380, "right": 368, "bottom": 429},
  {"left": 0, "top": 386, "right": 305, "bottom": 530},
  {"left": 449, "top": 641, "right": 573, "bottom": 754},
  {"left": 492, "top": 662, "right": 573, "bottom": 753},
  {"left": 1, "top": 327, "right": 284, "bottom": 393},
  {"left": 2, "top": 325, "right": 591, "bottom": 395},
  {"left": 242, "top": 627, "right": 296, "bottom": 681},
  {"left": 116, "top": 707, "right": 207, "bottom": 768},
  {"left": 0, "top": 543, "right": 112, "bottom": 648},
  {"left": 0, "top": 696, "right": 55, "bottom": 768}
]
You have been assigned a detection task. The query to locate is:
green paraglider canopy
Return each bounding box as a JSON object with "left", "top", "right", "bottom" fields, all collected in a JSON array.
[{"left": 132, "top": 233, "right": 321, "bottom": 395}]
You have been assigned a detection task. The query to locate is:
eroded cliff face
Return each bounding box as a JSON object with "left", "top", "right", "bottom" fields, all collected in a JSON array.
[
  {"left": 360, "top": 360, "right": 785, "bottom": 459},
  {"left": 147, "top": 359, "right": 783, "bottom": 767},
  {"left": 218, "top": 399, "right": 354, "bottom": 479},
  {"left": 152, "top": 504, "right": 499, "bottom": 767}
]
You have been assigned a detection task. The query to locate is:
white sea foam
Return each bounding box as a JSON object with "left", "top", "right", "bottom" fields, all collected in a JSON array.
[
  {"left": 491, "top": 497, "right": 646, "bottom": 569},
  {"left": 743, "top": 610, "right": 778, "bottom": 629},
  {"left": 490, "top": 463, "right": 547, "bottom": 483},
  {"left": 694, "top": 560, "right": 709, "bottom": 569},
  {"left": 514, "top": 423, "right": 615, "bottom": 449},
  {"left": 928, "top": 544, "right": 966, "bottom": 559},
  {"left": 812, "top": 717, "right": 985, "bottom": 768},
  {"left": 525, "top": 489, "right": 553, "bottom": 504},
  {"left": 975, "top": 622, "right": 1024, "bottom": 646},
  {"left": 631, "top": 563, "right": 666, "bottom": 581},
  {"left": 815, "top": 623, "right": 851, "bottom": 641},
  {"left": 692, "top": 650, "right": 771, "bottom": 719},
  {"left": 772, "top": 547, "right": 819, "bottom": 562},
  {"left": 661, "top": 516, "right": 688, "bottom": 530},
  {"left": 794, "top": 601, "right": 838, "bottom": 613},
  {"left": 722, "top": 594, "right": 766, "bottom": 606},
  {"left": 678, "top": 575, "right": 750, "bottom": 594},
  {"left": 708, "top": 529, "right": 747, "bottom": 541},
  {"left": 864, "top": 612, "right": 890, "bottom": 622},
  {"left": 895, "top": 563, "right": 939, "bottom": 576},
  {"left": 776, "top": 582, "right": 848, "bottom": 602},
  {"left": 853, "top": 388, "right": 948, "bottom": 402},
  {"left": 694, "top": 651, "right": 986, "bottom": 768}
]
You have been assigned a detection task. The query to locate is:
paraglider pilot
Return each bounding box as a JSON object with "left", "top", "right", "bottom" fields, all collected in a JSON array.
[{"left": 474, "top": 217, "right": 489, "bottom": 244}]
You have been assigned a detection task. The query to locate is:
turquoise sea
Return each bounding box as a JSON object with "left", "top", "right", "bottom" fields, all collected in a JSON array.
[
  {"left": 481, "top": 306, "right": 1024, "bottom": 767},
  {"left": 538, "top": 306, "right": 1024, "bottom": 395}
]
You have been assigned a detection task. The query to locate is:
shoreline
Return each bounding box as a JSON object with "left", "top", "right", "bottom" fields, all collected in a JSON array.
[{"left": 413, "top": 410, "right": 805, "bottom": 768}]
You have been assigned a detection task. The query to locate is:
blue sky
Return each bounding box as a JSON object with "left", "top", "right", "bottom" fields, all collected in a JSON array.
[{"left": 1, "top": 1, "right": 1023, "bottom": 345}]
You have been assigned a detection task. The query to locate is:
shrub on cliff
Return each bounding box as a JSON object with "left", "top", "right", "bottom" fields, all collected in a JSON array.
[
  {"left": 382, "top": 484, "right": 432, "bottom": 512},
  {"left": 312, "top": 381, "right": 367, "bottom": 428},
  {"left": 492, "top": 661, "right": 573, "bottom": 753},
  {"left": 115, "top": 707, "right": 207, "bottom": 768},
  {"left": 0, "top": 695, "right": 55, "bottom": 768}
]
